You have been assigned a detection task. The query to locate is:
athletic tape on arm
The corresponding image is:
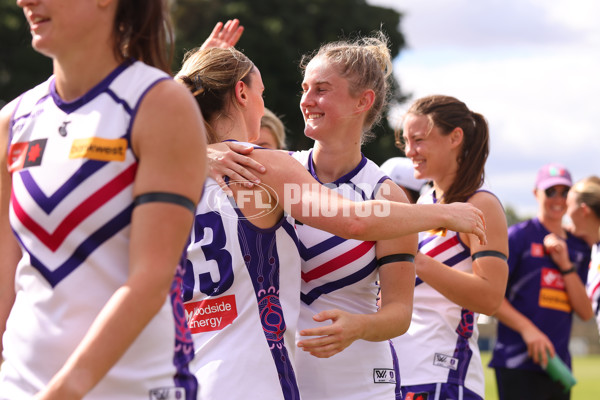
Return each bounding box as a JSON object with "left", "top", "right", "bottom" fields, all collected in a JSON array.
[
  {"left": 471, "top": 250, "right": 507, "bottom": 262},
  {"left": 377, "top": 253, "right": 415, "bottom": 267},
  {"left": 133, "top": 192, "right": 196, "bottom": 214}
]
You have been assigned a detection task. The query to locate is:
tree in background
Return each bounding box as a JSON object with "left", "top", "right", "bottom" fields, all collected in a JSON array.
[
  {"left": 504, "top": 204, "right": 530, "bottom": 227},
  {"left": 172, "top": 0, "right": 407, "bottom": 163},
  {"left": 0, "top": 0, "right": 53, "bottom": 107},
  {"left": 1, "top": 0, "right": 405, "bottom": 164}
]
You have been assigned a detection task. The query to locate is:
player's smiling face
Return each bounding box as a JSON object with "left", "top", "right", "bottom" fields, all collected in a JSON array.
[
  {"left": 402, "top": 113, "right": 458, "bottom": 183},
  {"left": 535, "top": 184, "right": 569, "bottom": 221},
  {"left": 18, "top": 0, "right": 108, "bottom": 59},
  {"left": 299, "top": 56, "right": 362, "bottom": 142}
]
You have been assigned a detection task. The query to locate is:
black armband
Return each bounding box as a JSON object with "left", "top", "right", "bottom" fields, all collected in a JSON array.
[
  {"left": 377, "top": 253, "right": 415, "bottom": 266},
  {"left": 560, "top": 265, "right": 577, "bottom": 276},
  {"left": 133, "top": 192, "right": 196, "bottom": 214},
  {"left": 471, "top": 250, "right": 508, "bottom": 262}
]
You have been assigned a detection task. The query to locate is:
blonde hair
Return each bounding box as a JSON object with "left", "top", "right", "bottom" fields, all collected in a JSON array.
[
  {"left": 260, "top": 108, "right": 287, "bottom": 149},
  {"left": 300, "top": 31, "right": 393, "bottom": 143},
  {"left": 571, "top": 176, "right": 600, "bottom": 219},
  {"left": 176, "top": 47, "right": 254, "bottom": 144}
]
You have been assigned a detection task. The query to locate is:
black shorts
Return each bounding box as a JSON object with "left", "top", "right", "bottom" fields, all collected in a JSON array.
[{"left": 494, "top": 367, "right": 570, "bottom": 400}]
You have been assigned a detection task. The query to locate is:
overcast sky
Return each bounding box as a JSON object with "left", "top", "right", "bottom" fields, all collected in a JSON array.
[{"left": 368, "top": 0, "right": 600, "bottom": 218}]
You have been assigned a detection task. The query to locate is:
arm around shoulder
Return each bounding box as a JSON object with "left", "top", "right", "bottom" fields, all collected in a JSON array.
[{"left": 256, "top": 151, "right": 486, "bottom": 242}]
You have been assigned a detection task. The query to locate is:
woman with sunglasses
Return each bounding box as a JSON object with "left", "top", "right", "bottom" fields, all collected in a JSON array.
[{"left": 489, "top": 163, "right": 593, "bottom": 400}]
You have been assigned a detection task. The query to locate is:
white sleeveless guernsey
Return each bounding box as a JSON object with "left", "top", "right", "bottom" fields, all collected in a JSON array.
[
  {"left": 587, "top": 243, "right": 600, "bottom": 332},
  {"left": 292, "top": 150, "right": 401, "bottom": 400},
  {"left": 391, "top": 188, "right": 485, "bottom": 398},
  {"left": 184, "top": 160, "right": 302, "bottom": 400},
  {"left": 0, "top": 61, "right": 197, "bottom": 400}
]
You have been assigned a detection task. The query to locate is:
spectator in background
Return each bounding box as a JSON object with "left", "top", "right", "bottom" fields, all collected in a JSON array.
[
  {"left": 490, "top": 163, "right": 593, "bottom": 400},
  {"left": 380, "top": 156, "right": 428, "bottom": 203},
  {"left": 566, "top": 176, "right": 600, "bottom": 335},
  {"left": 253, "top": 108, "right": 287, "bottom": 149}
]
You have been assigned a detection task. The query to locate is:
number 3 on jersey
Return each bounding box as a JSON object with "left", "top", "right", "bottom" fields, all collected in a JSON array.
[{"left": 183, "top": 212, "right": 234, "bottom": 301}]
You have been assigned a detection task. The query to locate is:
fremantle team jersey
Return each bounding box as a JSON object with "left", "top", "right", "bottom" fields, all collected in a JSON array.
[
  {"left": 291, "top": 150, "right": 401, "bottom": 400},
  {"left": 587, "top": 243, "right": 600, "bottom": 331},
  {"left": 392, "top": 188, "right": 487, "bottom": 398},
  {"left": 489, "top": 218, "right": 591, "bottom": 372},
  {"left": 183, "top": 169, "right": 302, "bottom": 400},
  {"left": 0, "top": 61, "right": 196, "bottom": 400}
]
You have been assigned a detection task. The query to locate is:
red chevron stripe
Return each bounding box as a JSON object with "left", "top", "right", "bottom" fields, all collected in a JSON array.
[
  {"left": 424, "top": 234, "right": 460, "bottom": 258},
  {"left": 590, "top": 280, "right": 600, "bottom": 301},
  {"left": 301, "top": 240, "right": 375, "bottom": 283},
  {"left": 12, "top": 163, "right": 137, "bottom": 251}
]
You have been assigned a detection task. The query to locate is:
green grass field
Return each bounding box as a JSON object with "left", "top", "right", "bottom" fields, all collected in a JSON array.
[{"left": 481, "top": 352, "right": 600, "bottom": 399}]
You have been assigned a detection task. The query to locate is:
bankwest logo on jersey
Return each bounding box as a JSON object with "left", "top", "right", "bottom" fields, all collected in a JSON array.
[
  {"left": 8, "top": 139, "right": 47, "bottom": 172},
  {"left": 539, "top": 267, "right": 571, "bottom": 312},
  {"left": 69, "top": 137, "right": 127, "bottom": 162}
]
